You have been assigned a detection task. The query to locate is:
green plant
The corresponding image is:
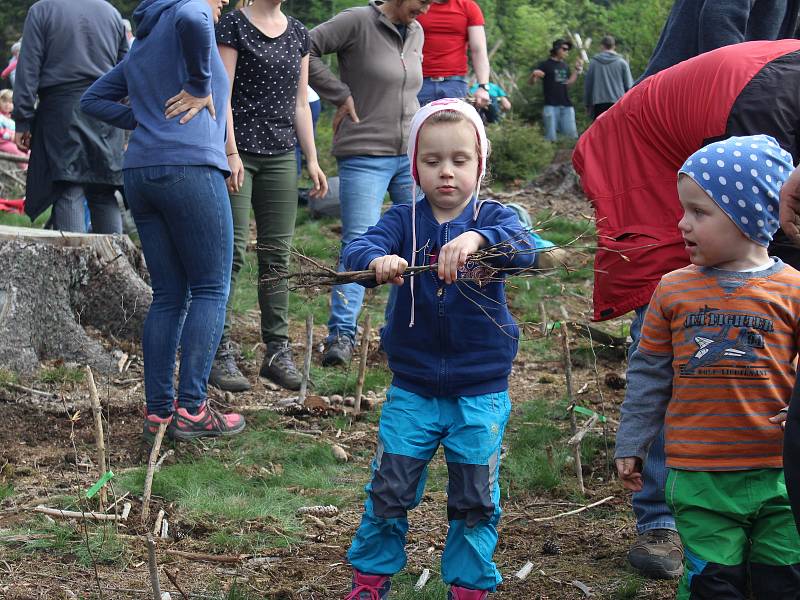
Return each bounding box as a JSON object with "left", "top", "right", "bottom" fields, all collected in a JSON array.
[
  {"left": 613, "top": 573, "right": 647, "bottom": 599},
  {"left": 116, "top": 421, "right": 365, "bottom": 551},
  {"left": 486, "top": 118, "right": 555, "bottom": 183},
  {"left": 0, "top": 483, "right": 14, "bottom": 501},
  {"left": 38, "top": 365, "right": 85, "bottom": 385},
  {"left": 502, "top": 397, "right": 602, "bottom": 496},
  {"left": 391, "top": 572, "right": 449, "bottom": 599},
  {"left": 309, "top": 364, "right": 392, "bottom": 397},
  {"left": 0, "top": 369, "right": 18, "bottom": 386},
  {"left": 4, "top": 519, "right": 126, "bottom": 567}
]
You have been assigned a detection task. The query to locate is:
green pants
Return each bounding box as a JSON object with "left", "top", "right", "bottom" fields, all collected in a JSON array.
[
  {"left": 666, "top": 468, "right": 800, "bottom": 599},
  {"left": 223, "top": 151, "right": 298, "bottom": 344}
]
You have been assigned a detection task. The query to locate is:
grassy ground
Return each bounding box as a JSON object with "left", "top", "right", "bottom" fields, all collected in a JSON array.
[{"left": 0, "top": 201, "right": 671, "bottom": 598}]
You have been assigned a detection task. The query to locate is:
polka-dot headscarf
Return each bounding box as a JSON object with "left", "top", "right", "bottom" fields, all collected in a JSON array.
[{"left": 679, "top": 135, "right": 794, "bottom": 247}]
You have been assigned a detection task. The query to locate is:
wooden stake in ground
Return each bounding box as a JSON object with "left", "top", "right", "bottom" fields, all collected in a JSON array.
[
  {"left": 353, "top": 311, "right": 372, "bottom": 415},
  {"left": 146, "top": 534, "right": 162, "bottom": 600},
  {"left": 559, "top": 306, "right": 584, "bottom": 494},
  {"left": 299, "top": 314, "right": 313, "bottom": 406},
  {"left": 85, "top": 366, "right": 108, "bottom": 506},
  {"left": 142, "top": 422, "right": 168, "bottom": 527}
]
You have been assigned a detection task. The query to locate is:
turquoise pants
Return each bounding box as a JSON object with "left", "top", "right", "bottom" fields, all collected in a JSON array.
[{"left": 348, "top": 385, "right": 511, "bottom": 591}]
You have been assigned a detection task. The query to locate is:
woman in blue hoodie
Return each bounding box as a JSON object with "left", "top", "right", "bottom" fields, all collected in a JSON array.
[{"left": 81, "top": 0, "right": 245, "bottom": 444}]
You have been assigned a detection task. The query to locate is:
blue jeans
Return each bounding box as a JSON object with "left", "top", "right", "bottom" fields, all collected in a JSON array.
[
  {"left": 542, "top": 105, "right": 578, "bottom": 142},
  {"left": 629, "top": 304, "right": 676, "bottom": 534},
  {"left": 124, "top": 165, "right": 233, "bottom": 417},
  {"left": 348, "top": 385, "right": 511, "bottom": 591},
  {"left": 418, "top": 78, "right": 468, "bottom": 106},
  {"left": 327, "top": 155, "right": 413, "bottom": 340}
]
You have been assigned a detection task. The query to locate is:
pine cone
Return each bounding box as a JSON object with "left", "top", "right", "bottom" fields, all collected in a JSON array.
[
  {"left": 296, "top": 505, "right": 339, "bottom": 518},
  {"left": 541, "top": 538, "right": 561, "bottom": 556}
]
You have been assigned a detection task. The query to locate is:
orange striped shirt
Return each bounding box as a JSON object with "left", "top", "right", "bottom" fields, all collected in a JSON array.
[{"left": 640, "top": 263, "right": 800, "bottom": 470}]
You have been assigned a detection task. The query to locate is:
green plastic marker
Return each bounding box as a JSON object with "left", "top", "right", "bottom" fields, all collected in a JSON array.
[
  {"left": 572, "top": 405, "right": 607, "bottom": 423},
  {"left": 86, "top": 470, "right": 114, "bottom": 499}
]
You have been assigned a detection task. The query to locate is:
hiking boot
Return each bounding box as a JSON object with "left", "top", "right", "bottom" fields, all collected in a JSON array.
[
  {"left": 322, "top": 335, "right": 354, "bottom": 367},
  {"left": 209, "top": 340, "right": 251, "bottom": 392},
  {"left": 169, "top": 402, "right": 246, "bottom": 440},
  {"left": 142, "top": 412, "right": 173, "bottom": 446},
  {"left": 345, "top": 569, "right": 391, "bottom": 600},
  {"left": 628, "top": 528, "right": 684, "bottom": 579},
  {"left": 260, "top": 341, "right": 302, "bottom": 390},
  {"left": 449, "top": 586, "right": 489, "bottom": 600}
]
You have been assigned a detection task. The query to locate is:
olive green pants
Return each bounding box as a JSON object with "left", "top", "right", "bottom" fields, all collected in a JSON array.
[
  {"left": 223, "top": 151, "right": 297, "bottom": 345},
  {"left": 666, "top": 468, "right": 800, "bottom": 599}
]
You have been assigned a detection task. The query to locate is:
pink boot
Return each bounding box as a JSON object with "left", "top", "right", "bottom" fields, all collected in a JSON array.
[
  {"left": 448, "top": 585, "right": 489, "bottom": 600},
  {"left": 345, "top": 569, "right": 391, "bottom": 600}
]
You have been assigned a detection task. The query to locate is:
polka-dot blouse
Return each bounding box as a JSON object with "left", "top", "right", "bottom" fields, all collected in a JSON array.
[{"left": 216, "top": 11, "right": 310, "bottom": 155}]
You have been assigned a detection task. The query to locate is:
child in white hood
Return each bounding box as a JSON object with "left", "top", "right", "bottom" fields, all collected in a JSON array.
[{"left": 342, "top": 99, "right": 540, "bottom": 600}]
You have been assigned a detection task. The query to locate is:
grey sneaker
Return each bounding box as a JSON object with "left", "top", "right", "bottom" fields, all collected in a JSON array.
[
  {"left": 322, "top": 335, "right": 354, "bottom": 367},
  {"left": 260, "top": 341, "right": 302, "bottom": 390},
  {"left": 628, "top": 529, "right": 684, "bottom": 579},
  {"left": 209, "top": 340, "right": 251, "bottom": 392}
]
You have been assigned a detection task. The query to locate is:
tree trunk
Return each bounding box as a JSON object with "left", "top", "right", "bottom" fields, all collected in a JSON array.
[{"left": 0, "top": 225, "right": 151, "bottom": 374}]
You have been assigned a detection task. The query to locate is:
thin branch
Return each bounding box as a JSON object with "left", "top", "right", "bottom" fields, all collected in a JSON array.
[
  {"left": 532, "top": 496, "right": 615, "bottom": 522},
  {"left": 141, "top": 422, "right": 168, "bottom": 527}
]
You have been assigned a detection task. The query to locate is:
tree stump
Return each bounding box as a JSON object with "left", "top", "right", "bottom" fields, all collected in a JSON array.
[{"left": 0, "top": 225, "right": 151, "bottom": 374}]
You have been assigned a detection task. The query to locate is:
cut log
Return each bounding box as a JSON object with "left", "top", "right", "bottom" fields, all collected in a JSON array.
[{"left": 0, "top": 225, "right": 151, "bottom": 374}]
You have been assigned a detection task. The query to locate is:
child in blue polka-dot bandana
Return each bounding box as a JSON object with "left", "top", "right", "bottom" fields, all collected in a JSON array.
[{"left": 615, "top": 133, "right": 800, "bottom": 599}]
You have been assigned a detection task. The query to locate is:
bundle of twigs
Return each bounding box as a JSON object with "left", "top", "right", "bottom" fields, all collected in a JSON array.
[{"left": 267, "top": 230, "right": 565, "bottom": 291}]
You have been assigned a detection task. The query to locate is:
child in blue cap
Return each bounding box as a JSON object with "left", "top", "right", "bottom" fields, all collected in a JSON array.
[{"left": 615, "top": 134, "right": 800, "bottom": 598}]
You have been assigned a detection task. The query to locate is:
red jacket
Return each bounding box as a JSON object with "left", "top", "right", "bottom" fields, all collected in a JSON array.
[{"left": 573, "top": 40, "right": 800, "bottom": 321}]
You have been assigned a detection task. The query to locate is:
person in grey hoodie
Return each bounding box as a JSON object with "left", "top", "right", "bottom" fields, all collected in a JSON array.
[
  {"left": 13, "top": 0, "right": 127, "bottom": 232},
  {"left": 308, "top": 0, "right": 432, "bottom": 367},
  {"left": 583, "top": 36, "right": 633, "bottom": 120}
]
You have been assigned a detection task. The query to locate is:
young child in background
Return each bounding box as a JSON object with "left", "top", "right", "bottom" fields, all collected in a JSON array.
[
  {"left": 0, "top": 89, "right": 27, "bottom": 163},
  {"left": 341, "top": 99, "right": 538, "bottom": 600},
  {"left": 615, "top": 135, "right": 800, "bottom": 599}
]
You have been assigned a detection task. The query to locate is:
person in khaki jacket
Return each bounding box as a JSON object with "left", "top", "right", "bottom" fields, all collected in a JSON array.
[{"left": 309, "top": 0, "right": 432, "bottom": 367}]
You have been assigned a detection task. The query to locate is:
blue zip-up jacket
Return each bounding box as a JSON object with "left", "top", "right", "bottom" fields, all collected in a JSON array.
[
  {"left": 343, "top": 197, "right": 537, "bottom": 398},
  {"left": 80, "top": 0, "right": 229, "bottom": 175}
]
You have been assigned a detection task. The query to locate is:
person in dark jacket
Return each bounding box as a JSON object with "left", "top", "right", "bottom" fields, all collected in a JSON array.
[
  {"left": 638, "top": 0, "right": 800, "bottom": 81},
  {"left": 573, "top": 39, "right": 800, "bottom": 580},
  {"left": 583, "top": 36, "right": 632, "bottom": 120},
  {"left": 341, "top": 99, "right": 537, "bottom": 600},
  {"left": 13, "top": 0, "right": 127, "bottom": 232},
  {"left": 81, "top": 0, "right": 245, "bottom": 445}
]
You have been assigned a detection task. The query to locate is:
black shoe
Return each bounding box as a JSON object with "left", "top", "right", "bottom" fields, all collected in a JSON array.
[
  {"left": 260, "top": 341, "right": 302, "bottom": 390},
  {"left": 209, "top": 340, "right": 251, "bottom": 392},
  {"left": 322, "top": 335, "right": 354, "bottom": 367}
]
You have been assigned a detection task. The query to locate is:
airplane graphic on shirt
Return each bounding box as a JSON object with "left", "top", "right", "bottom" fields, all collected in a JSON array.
[{"left": 682, "top": 325, "right": 756, "bottom": 374}]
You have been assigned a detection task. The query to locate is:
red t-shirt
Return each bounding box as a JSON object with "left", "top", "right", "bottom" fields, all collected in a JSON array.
[{"left": 417, "top": 0, "right": 484, "bottom": 78}]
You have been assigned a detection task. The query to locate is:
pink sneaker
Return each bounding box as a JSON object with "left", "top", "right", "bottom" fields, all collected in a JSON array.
[
  {"left": 345, "top": 569, "right": 391, "bottom": 600},
  {"left": 169, "top": 402, "right": 245, "bottom": 440},
  {"left": 142, "top": 412, "right": 173, "bottom": 446},
  {"left": 448, "top": 586, "right": 489, "bottom": 600}
]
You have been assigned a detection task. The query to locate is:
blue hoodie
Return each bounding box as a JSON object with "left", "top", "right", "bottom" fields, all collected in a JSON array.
[
  {"left": 343, "top": 197, "right": 538, "bottom": 398},
  {"left": 80, "top": 0, "right": 229, "bottom": 174}
]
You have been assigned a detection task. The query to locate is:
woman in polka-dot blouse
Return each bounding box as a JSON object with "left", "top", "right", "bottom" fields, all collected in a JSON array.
[{"left": 213, "top": 0, "right": 328, "bottom": 392}]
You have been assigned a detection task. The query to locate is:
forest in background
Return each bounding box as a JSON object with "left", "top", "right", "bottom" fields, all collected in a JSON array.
[{"left": 1, "top": 0, "right": 672, "bottom": 80}]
